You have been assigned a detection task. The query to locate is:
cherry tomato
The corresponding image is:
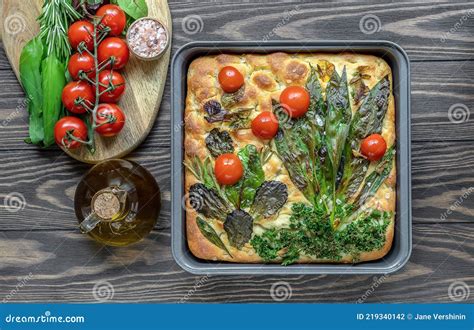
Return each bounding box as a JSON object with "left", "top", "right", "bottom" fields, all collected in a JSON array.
[
  {"left": 279, "top": 86, "right": 310, "bottom": 118},
  {"left": 94, "top": 103, "right": 126, "bottom": 137},
  {"left": 251, "top": 111, "right": 279, "bottom": 139},
  {"left": 68, "top": 20, "right": 94, "bottom": 50},
  {"left": 96, "top": 4, "right": 126, "bottom": 36},
  {"left": 97, "top": 37, "right": 130, "bottom": 70},
  {"left": 360, "top": 133, "right": 387, "bottom": 161},
  {"left": 54, "top": 116, "right": 88, "bottom": 149},
  {"left": 61, "top": 81, "right": 95, "bottom": 114},
  {"left": 98, "top": 70, "right": 126, "bottom": 103},
  {"left": 214, "top": 153, "right": 244, "bottom": 185},
  {"left": 68, "top": 52, "right": 95, "bottom": 80},
  {"left": 218, "top": 66, "right": 244, "bottom": 93}
]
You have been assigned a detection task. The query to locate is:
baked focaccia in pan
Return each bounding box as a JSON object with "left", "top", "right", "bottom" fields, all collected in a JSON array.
[{"left": 183, "top": 52, "right": 395, "bottom": 264}]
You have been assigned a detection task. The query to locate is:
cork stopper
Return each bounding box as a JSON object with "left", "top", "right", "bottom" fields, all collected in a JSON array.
[{"left": 92, "top": 191, "right": 121, "bottom": 220}]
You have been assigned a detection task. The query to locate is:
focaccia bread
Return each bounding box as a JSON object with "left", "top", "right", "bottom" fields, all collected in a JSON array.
[{"left": 183, "top": 52, "right": 396, "bottom": 264}]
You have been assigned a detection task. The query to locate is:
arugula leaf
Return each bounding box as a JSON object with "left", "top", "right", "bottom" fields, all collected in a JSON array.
[
  {"left": 225, "top": 145, "right": 265, "bottom": 209},
  {"left": 117, "top": 0, "right": 148, "bottom": 20},
  {"left": 196, "top": 217, "right": 232, "bottom": 257}
]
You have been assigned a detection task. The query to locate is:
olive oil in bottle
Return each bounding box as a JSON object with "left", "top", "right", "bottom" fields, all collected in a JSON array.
[{"left": 74, "top": 159, "right": 161, "bottom": 246}]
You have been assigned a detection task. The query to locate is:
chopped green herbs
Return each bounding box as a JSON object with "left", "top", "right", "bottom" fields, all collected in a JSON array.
[{"left": 251, "top": 203, "right": 391, "bottom": 264}]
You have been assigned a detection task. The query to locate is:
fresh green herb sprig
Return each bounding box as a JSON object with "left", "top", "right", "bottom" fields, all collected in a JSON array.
[{"left": 38, "top": 0, "right": 82, "bottom": 62}]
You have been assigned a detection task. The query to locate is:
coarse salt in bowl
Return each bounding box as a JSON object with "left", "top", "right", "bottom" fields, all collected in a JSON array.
[{"left": 126, "top": 17, "right": 170, "bottom": 61}]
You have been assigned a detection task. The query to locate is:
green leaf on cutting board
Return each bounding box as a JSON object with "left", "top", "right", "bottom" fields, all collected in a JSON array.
[{"left": 117, "top": 0, "right": 148, "bottom": 20}]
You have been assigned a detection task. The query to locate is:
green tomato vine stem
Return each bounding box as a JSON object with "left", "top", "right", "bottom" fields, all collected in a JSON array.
[{"left": 68, "top": 17, "right": 120, "bottom": 150}]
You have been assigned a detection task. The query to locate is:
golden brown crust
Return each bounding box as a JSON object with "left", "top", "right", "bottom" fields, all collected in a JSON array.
[{"left": 184, "top": 52, "right": 396, "bottom": 264}]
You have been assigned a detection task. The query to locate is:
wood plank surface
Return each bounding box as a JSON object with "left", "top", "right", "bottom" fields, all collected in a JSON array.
[
  {"left": 0, "top": 0, "right": 473, "bottom": 303},
  {"left": 0, "top": 223, "right": 472, "bottom": 303}
]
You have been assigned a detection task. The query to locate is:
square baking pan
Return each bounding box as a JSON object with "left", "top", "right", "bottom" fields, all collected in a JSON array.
[{"left": 171, "top": 41, "right": 411, "bottom": 275}]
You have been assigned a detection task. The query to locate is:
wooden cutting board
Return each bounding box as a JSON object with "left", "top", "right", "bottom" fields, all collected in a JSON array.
[{"left": 0, "top": 0, "right": 171, "bottom": 163}]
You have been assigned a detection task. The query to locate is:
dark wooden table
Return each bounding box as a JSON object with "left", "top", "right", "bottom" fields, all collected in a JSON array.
[{"left": 1, "top": 1, "right": 473, "bottom": 303}]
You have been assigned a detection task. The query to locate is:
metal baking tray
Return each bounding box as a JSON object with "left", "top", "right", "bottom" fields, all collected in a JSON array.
[{"left": 171, "top": 41, "right": 411, "bottom": 275}]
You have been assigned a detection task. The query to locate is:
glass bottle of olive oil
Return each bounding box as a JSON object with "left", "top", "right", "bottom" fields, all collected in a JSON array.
[{"left": 74, "top": 159, "right": 161, "bottom": 246}]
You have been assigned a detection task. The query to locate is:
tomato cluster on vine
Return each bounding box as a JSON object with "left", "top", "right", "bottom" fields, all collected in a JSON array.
[{"left": 55, "top": 4, "right": 129, "bottom": 150}]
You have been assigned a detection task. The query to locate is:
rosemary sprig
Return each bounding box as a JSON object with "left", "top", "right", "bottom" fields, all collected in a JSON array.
[{"left": 38, "top": 0, "right": 82, "bottom": 62}]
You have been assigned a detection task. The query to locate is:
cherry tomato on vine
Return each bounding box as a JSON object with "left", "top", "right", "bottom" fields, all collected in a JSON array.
[
  {"left": 218, "top": 66, "right": 244, "bottom": 93},
  {"left": 251, "top": 111, "right": 279, "bottom": 139},
  {"left": 214, "top": 153, "right": 243, "bottom": 185},
  {"left": 68, "top": 52, "right": 95, "bottom": 80},
  {"left": 279, "top": 86, "right": 310, "bottom": 118},
  {"left": 54, "top": 116, "right": 88, "bottom": 149},
  {"left": 97, "top": 37, "right": 130, "bottom": 70},
  {"left": 61, "top": 81, "right": 95, "bottom": 114},
  {"left": 360, "top": 133, "right": 387, "bottom": 161},
  {"left": 98, "top": 70, "right": 126, "bottom": 103},
  {"left": 96, "top": 4, "right": 126, "bottom": 36},
  {"left": 94, "top": 103, "right": 126, "bottom": 137},
  {"left": 68, "top": 20, "right": 94, "bottom": 51}
]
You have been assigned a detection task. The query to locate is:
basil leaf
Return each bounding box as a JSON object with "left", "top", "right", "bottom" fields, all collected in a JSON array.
[
  {"left": 117, "top": 0, "right": 148, "bottom": 20},
  {"left": 225, "top": 145, "right": 264, "bottom": 209},
  {"left": 196, "top": 217, "right": 232, "bottom": 257}
]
